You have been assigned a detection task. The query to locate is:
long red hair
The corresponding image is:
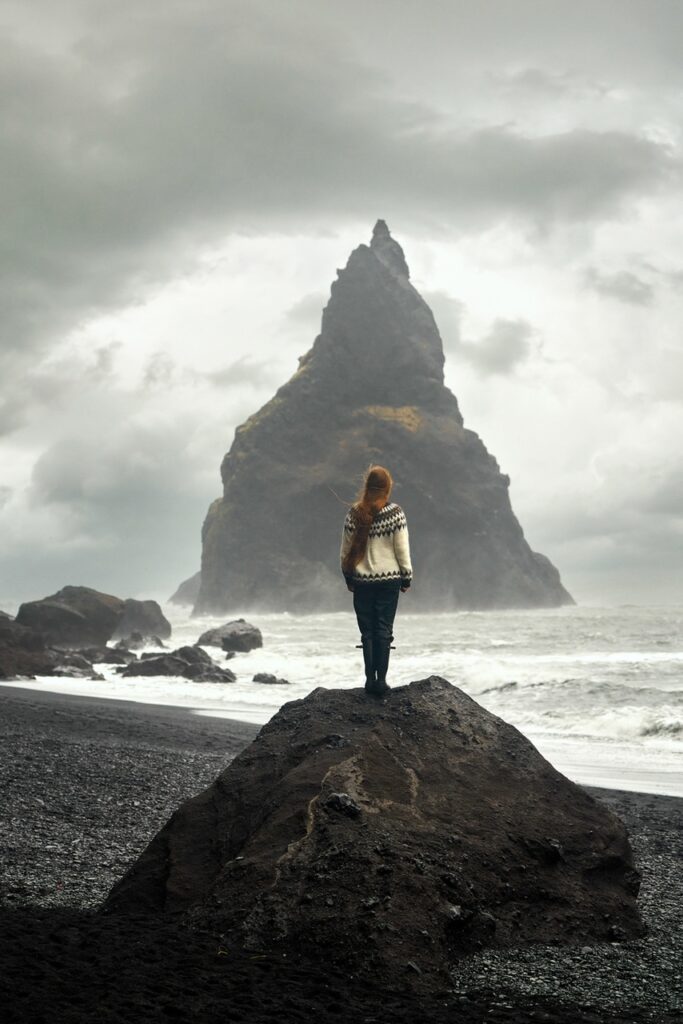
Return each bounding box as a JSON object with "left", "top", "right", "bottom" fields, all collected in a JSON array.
[{"left": 342, "top": 465, "right": 393, "bottom": 574}]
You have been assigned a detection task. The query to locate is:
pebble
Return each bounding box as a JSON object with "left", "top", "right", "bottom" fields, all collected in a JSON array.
[{"left": 0, "top": 693, "right": 680, "bottom": 1022}]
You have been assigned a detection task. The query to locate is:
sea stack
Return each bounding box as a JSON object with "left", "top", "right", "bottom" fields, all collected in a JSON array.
[{"left": 189, "top": 221, "right": 573, "bottom": 613}]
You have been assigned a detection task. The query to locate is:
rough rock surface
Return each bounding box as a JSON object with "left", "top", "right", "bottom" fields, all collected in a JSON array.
[
  {"left": 0, "top": 617, "right": 102, "bottom": 680},
  {"left": 102, "top": 678, "right": 642, "bottom": 990},
  {"left": 111, "top": 599, "right": 171, "bottom": 641},
  {"left": 119, "top": 644, "right": 236, "bottom": 683},
  {"left": 0, "top": 618, "right": 54, "bottom": 678},
  {"left": 168, "top": 572, "right": 201, "bottom": 607},
  {"left": 78, "top": 645, "right": 136, "bottom": 665},
  {"left": 197, "top": 618, "right": 263, "bottom": 652},
  {"left": 15, "top": 586, "right": 125, "bottom": 647},
  {"left": 115, "top": 632, "right": 166, "bottom": 651},
  {"left": 50, "top": 651, "right": 105, "bottom": 680},
  {"left": 14, "top": 587, "right": 172, "bottom": 651},
  {"left": 253, "top": 672, "right": 290, "bottom": 685},
  {"left": 190, "top": 221, "right": 573, "bottom": 614}
]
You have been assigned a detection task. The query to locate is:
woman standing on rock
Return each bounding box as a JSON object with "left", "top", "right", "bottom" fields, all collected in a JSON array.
[{"left": 340, "top": 465, "right": 412, "bottom": 697}]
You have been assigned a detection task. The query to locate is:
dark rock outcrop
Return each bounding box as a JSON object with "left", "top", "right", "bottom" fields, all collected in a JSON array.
[
  {"left": 0, "top": 617, "right": 59, "bottom": 678},
  {"left": 14, "top": 587, "right": 172, "bottom": 650},
  {"left": 168, "top": 571, "right": 201, "bottom": 606},
  {"left": 111, "top": 599, "right": 171, "bottom": 641},
  {"left": 51, "top": 651, "right": 105, "bottom": 680},
  {"left": 16, "top": 586, "right": 125, "bottom": 647},
  {"left": 78, "top": 645, "right": 137, "bottom": 666},
  {"left": 253, "top": 672, "right": 290, "bottom": 685},
  {"left": 115, "top": 632, "right": 166, "bottom": 651},
  {"left": 102, "top": 677, "right": 642, "bottom": 988},
  {"left": 0, "top": 617, "right": 104, "bottom": 680},
  {"left": 197, "top": 619, "right": 263, "bottom": 652},
  {"left": 119, "top": 644, "right": 236, "bottom": 683},
  {"left": 190, "top": 221, "right": 573, "bottom": 614}
]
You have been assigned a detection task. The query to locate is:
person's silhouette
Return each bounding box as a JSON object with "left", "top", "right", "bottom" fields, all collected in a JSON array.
[{"left": 340, "top": 465, "right": 412, "bottom": 696}]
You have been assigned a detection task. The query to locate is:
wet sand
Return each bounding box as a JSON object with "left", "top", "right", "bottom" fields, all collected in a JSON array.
[{"left": 1, "top": 684, "right": 681, "bottom": 1023}]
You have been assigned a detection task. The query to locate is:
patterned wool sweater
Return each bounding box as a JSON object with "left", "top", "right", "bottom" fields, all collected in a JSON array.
[{"left": 340, "top": 502, "right": 413, "bottom": 587}]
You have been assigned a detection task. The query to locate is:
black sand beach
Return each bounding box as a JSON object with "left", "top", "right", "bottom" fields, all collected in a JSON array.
[{"left": 1, "top": 683, "right": 681, "bottom": 1023}]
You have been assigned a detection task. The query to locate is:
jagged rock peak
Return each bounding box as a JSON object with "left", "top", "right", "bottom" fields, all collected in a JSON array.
[
  {"left": 369, "top": 218, "right": 410, "bottom": 278},
  {"left": 188, "top": 222, "right": 574, "bottom": 614}
]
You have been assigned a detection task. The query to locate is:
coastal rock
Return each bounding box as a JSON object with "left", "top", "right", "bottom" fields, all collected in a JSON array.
[
  {"left": 78, "top": 645, "right": 137, "bottom": 665},
  {"left": 189, "top": 221, "right": 573, "bottom": 614},
  {"left": 197, "top": 619, "right": 263, "bottom": 652},
  {"left": 115, "top": 632, "right": 166, "bottom": 651},
  {"left": 0, "top": 618, "right": 104, "bottom": 679},
  {"left": 0, "top": 609, "right": 13, "bottom": 619},
  {"left": 102, "top": 677, "right": 643, "bottom": 988},
  {"left": 52, "top": 651, "right": 105, "bottom": 680},
  {"left": 111, "top": 599, "right": 172, "bottom": 641},
  {"left": 253, "top": 672, "right": 290, "bottom": 685},
  {"left": 168, "top": 571, "right": 201, "bottom": 607},
  {"left": 0, "top": 617, "right": 56, "bottom": 678},
  {"left": 15, "top": 586, "right": 125, "bottom": 647},
  {"left": 119, "top": 644, "right": 236, "bottom": 683}
]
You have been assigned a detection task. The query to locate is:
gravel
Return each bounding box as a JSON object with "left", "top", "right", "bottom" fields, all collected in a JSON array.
[
  {"left": 0, "top": 683, "right": 681, "bottom": 1024},
  {"left": 448, "top": 788, "right": 683, "bottom": 1021}
]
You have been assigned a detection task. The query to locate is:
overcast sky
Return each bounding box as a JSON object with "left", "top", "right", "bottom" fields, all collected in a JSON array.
[{"left": 1, "top": 0, "right": 682, "bottom": 611}]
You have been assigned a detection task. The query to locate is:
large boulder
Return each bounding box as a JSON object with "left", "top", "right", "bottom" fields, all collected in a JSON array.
[
  {"left": 197, "top": 618, "right": 263, "bottom": 652},
  {"left": 253, "top": 672, "right": 290, "bottom": 685},
  {"left": 119, "top": 644, "right": 236, "bottom": 683},
  {"left": 0, "top": 617, "right": 56, "bottom": 678},
  {"left": 0, "top": 617, "right": 104, "bottom": 680},
  {"left": 102, "top": 677, "right": 643, "bottom": 990},
  {"left": 50, "top": 651, "right": 104, "bottom": 680},
  {"left": 111, "top": 599, "right": 172, "bottom": 641},
  {"left": 78, "top": 645, "right": 137, "bottom": 665},
  {"left": 15, "top": 586, "right": 125, "bottom": 647},
  {"left": 189, "top": 221, "right": 573, "bottom": 614}
]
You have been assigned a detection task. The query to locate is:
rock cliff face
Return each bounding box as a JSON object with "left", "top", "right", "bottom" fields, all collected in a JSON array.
[
  {"left": 102, "top": 678, "right": 643, "bottom": 990},
  {"left": 193, "top": 221, "right": 573, "bottom": 613}
]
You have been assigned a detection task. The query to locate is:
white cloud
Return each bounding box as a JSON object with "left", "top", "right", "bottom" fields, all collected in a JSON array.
[
  {"left": 582, "top": 266, "right": 655, "bottom": 305},
  {"left": 1, "top": 0, "right": 683, "bottom": 607}
]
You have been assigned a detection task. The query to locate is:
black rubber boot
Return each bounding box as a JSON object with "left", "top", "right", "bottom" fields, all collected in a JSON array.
[
  {"left": 373, "top": 640, "right": 391, "bottom": 697},
  {"left": 361, "top": 636, "right": 376, "bottom": 693}
]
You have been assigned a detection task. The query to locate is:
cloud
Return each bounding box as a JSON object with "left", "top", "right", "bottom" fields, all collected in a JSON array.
[
  {"left": 640, "top": 464, "right": 683, "bottom": 517},
  {"left": 422, "top": 291, "right": 466, "bottom": 354},
  {"left": 284, "top": 292, "right": 327, "bottom": 332},
  {"left": 459, "top": 319, "right": 536, "bottom": 376},
  {"left": 0, "top": 341, "right": 122, "bottom": 438},
  {"left": 489, "top": 67, "right": 612, "bottom": 99},
  {"left": 1, "top": 0, "right": 678, "bottom": 388},
  {"left": 582, "top": 266, "right": 655, "bottom": 305},
  {"left": 2, "top": 0, "right": 683, "bottom": 607},
  {"left": 206, "top": 356, "right": 283, "bottom": 390},
  {"left": 424, "top": 292, "right": 536, "bottom": 377}
]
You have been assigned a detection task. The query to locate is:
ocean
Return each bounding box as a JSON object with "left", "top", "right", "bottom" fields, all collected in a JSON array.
[{"left": 4, "top": 603, "right": 682, "bottom": 797}]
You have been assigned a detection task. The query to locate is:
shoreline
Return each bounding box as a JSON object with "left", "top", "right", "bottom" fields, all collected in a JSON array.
[
  {"left": 1, "top": 682, "right": 681, "bottom": 1022},
  {"left": 0, "top": 681, "right": 261, "bottom": 747},
  {"left": 2, "top": 680, "right": 680, "bottom": 798}
]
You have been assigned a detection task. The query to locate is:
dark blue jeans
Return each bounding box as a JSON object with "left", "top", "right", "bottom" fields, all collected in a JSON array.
[{"left": 352, "top": 580, "right": 401, "bottom": 647}]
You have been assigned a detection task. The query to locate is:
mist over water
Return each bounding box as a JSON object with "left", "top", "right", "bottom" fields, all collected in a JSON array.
[{"left": 5, "top": 603, "right": 682, "bottom": 796}]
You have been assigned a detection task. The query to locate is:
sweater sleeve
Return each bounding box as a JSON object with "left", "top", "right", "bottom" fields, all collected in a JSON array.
[
  {"left": 339, "top": 511, "right": 355, "bottom": 584},
  {"left": 392, "top": 510, "right": 413, "bottom": 585}
]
